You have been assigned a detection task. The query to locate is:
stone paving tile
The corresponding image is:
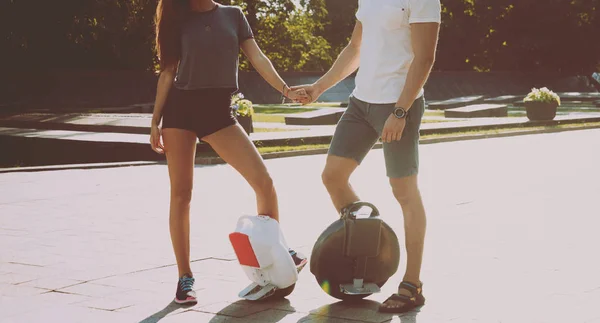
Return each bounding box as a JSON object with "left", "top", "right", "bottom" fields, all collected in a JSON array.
[
  {"left": 0, "top": 283, "right": 46, "bottom": 297},
  {"left": 0, "top": 272, "right": 37, "bottom": 285},
  {"left": 240, "top": 309, "right": 310, "bottom": 323},
  {"left": 31, "top": 290, "right": 94, "bottom": 305},
  {"left": 73, "top": 296, "right": 136, "bottom": 312},
  {"left": 57, "top": 282, "right": 129, "bottom": 298},
  {"left": 193, "top": 300, "right": 276, "bottom": 318},
  {"left": 304, "top": 300, "right": 394, "bottom": 323},
  {"left": 152, "top": 309, "right": 251, "bottom": 323},
  {"left": 0, "top": 304, "right": 139, "bottom": 323},
  {"left": 0, "top": 291, "right": 93, "bottom": 320},
  {"left": 116, "top": 300, "right": 197, "bottom": 321},
  {"left": 18, "top": 276, "right": 84, "bottom": 290},
  {"left": 103, "top": 288, "right": 159, "bottom": 304},
  {"left": 94, "top": 274, "right": 172, "bottom": 292}
]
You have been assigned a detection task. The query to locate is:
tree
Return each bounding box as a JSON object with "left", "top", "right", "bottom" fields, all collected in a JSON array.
[
  {"left": 436, "top": 0, "right": 600, "bottom": 73},
  {"left": 221, "top": 0, "right": 333, "bottom": 71},
  {"left": 321, "top": 0, "right": 358, "bottom": 55}
]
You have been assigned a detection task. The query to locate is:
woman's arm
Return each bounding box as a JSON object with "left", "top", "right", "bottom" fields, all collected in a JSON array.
[
  {"left": 150, "top": 66, "right": 176, "bottom": 154},
  {"left": 240, "top": 39, "right": 306, "bottom": 101},
  {"left": 152, "top": 66, "right": 176, "bottom": 127}
]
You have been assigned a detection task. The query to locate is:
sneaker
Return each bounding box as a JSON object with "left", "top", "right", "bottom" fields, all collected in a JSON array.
[
  {"left": 174, "top": 274, "right": 197, "bottom": 305},
  {"left": 289, "top": 249, "right": 308, "bottom": 271}
]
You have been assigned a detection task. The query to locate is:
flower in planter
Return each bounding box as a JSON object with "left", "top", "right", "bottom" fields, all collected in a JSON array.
[
  {"left": 524, "top": 87, "right": 561, "bottom": 106},
  {"left": 231, "top": 93, "right": 254, "bottom": 117}
]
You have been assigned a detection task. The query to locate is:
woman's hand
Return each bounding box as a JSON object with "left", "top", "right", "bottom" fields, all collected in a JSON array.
[
  {"left": 286, "top": 88, "right": 310, "bottom": 103},
  {"left": 150, "top": 123, "right": 165, "bottom": 154},
  {"left": 290, "top": 84, "right": 322, "bottom": 105}
]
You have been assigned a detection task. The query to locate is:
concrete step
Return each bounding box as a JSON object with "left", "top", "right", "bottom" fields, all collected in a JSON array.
[
  {"left": 445, "top": 104, "right": 508, "bottom": 118},
  {"left": 484, "top": 95, "right": 525, "bottom": 104},
  {"left": 284, "top": 108, "right": 346, "bottom": 125},
  {"left": 556, "top": 92, "right": 600, "bottom": 102},
  {"left": 427, "top": 95, "right": 485, "bottom": 110}
]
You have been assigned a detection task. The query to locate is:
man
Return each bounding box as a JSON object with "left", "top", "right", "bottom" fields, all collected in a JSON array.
[{"left": 293, "top": 0, "right": 441, "bottom": 313}]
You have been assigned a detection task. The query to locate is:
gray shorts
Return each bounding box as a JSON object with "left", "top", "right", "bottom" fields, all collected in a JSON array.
[{"left": 328, "top": 94, "right": 425, "bottom": 178}]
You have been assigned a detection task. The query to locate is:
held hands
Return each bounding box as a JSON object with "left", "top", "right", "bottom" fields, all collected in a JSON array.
[
  {"left": 285, "top": 87, "right": 310, "bottom": 103},
  {"left": 290, "top": 84, "right": 323, "bottom": 105},
  {"left": 381, "top": 113, "right": 406, "bottom": 143}
]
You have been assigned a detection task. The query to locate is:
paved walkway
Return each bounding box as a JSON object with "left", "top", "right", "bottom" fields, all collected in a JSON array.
[
  {"left": 2, "top": 129, "right": 600, "bottom": 322},
  {"left": 3, "top": 113, "right": 600, "bottom": 146}
]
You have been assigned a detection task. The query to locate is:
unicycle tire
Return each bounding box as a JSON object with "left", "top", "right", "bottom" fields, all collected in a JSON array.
[
  {"left": 317, "top": 278, "right": 388, "bottom": 302},
  {"left": 269, "top": 283, "right": 295, "bottom": 299}
]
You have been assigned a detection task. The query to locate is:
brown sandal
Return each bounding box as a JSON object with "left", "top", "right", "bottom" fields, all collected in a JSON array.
[{"left": 378, "top": 281, "right": 425, "bottom": 313}]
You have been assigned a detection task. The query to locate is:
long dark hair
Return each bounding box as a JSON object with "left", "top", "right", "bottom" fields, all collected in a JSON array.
[{"left": 155, "top": 0, "right": 189, "bottom": 72}]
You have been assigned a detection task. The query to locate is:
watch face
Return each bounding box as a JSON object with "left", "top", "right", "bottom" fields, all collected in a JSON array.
[{"left": 395, "top": 108, "right": 406, "bottom": 118}]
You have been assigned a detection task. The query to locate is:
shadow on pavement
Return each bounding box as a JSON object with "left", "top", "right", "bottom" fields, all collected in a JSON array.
[
  {"left": 207, "top": 299, "right": 295, "bottom": 323},
  {"left": 138, "top": 301, "right": 194, "bottom": 323},
  {"left": 297, "top": 299, "right": 420, "bottom": 323}
]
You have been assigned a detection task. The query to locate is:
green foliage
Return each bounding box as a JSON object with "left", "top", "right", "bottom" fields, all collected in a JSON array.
[
  {"left": 321, "top": 0, "right": 358, "bottom": 54},
  {"left": 436, "top": 0, "right": 600, "bottom": 73},
  {"left": 1, "top": 0, "right": 599, "bottom": 73},
  {"left": 222, "top": 0, "right": 332, "bottom": 71}
]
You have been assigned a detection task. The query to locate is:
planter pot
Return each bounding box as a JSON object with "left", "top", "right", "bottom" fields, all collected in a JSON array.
[
  {"left": 524, "top": 101, "right": 558, "bottom": 121},
  {"left": 236, "top": 114, "right": 254, "bottom": 134}
]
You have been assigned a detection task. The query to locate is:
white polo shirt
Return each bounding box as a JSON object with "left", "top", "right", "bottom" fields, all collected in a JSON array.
[{"left": 353, "top": 0, "right": 441, "bottom": 104}]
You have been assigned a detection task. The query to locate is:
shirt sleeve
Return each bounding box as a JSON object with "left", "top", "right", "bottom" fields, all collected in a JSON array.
[
  {"left": 408, "top": 0, "right": 441, "bottom": 24},
  {"left": 237, "top": 7, "right": 254, "bottom": 43}
]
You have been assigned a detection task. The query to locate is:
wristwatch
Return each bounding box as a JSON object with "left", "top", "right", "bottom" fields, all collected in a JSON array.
[{"left": 393, "top": 107, "right": 408, "bottom": 119}]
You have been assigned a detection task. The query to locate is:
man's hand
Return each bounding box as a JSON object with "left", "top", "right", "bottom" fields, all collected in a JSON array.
[
  {"left": 381, "top": 114, "right": 406, "bottom": 143},
  {"left": 286, "top": 88, "right": 309, "bottom": 103},
  {"left": 290, "top": 84, "right": 324, "bottom": 105}
]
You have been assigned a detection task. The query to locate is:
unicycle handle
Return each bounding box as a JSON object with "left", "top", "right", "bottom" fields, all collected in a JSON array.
[{"left": 341, "top": 201, "right": 380, "bottom": 218}]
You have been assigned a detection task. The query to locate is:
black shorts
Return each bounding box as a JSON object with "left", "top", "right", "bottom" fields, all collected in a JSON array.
[{"left": 161, "top": 87, "right": 237, "bottom": 140}]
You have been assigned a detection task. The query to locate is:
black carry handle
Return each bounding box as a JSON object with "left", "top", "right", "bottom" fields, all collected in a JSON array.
[{"left": 341, "top": 201, "right": 380, "bottom": 219}]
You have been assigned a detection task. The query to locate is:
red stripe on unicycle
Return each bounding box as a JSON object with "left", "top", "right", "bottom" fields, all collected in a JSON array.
[{"left": 229, "top": 232, "right": 260, "bottom": 268}]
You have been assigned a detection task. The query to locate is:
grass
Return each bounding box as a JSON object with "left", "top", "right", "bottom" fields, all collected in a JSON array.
[
  {"left": 424, "top": 110, "right": 445, "bottom": 117},
  {"left": 253, "top": 114, "right": 285, "bottom": 123},
  {"left": 253, "top": 102, "right": 345, "bottom": 109},
  {"left": 253, "top": 115, "right": 455, "bottom": 124},
  {"left": 422, "top": 119, "right": 456, "bottom": 123},
  {"left": 257, "top": 143, "right": 330, "bottom": 154},
  {"left": 254, "top": 127, "right": 309, "bottom": 132},
  {"left": 253, "top": 106, "right": 317, "bottom": 114}
]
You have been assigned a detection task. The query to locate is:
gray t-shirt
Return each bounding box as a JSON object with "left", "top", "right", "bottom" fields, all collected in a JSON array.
[{"left": 174, "top": 4, "right": 254, "bottom": 90}]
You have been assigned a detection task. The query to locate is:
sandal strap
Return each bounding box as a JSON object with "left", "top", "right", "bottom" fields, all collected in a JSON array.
[
  {"left": 398, "top": 281, "right": 422, "bottom": 296},
  {"left": 384, "top": 293, "right": 416, "bottom": 303}
]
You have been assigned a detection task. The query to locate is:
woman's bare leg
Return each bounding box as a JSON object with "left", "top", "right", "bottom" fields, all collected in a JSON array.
[
  {"left": 202, "top": 124, "right": 279, "bottom": 221},
  {"left": 163, "top": 128, "right": 198, "bottom": 277}
]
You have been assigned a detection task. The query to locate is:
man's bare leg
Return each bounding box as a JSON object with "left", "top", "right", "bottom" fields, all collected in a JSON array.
[
  {"left": 321, "top": 155, "right": 361, "bottom": 212},
  {"left": 380, "top": 174, "right": 427, "bottom": 310}
]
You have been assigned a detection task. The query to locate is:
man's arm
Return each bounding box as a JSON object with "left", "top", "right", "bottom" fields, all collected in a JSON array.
[
  {"left": 314, "top": 21, "right": 363, "bottom": 94},
  {"left": 293, "top": 21, "right": 363, "bottom": 104},
  {"left": 381, "top": 22, "right": 439, "bottom": 143},
  {"left": 394, "top": 22, "right": 440, "bottom": 110}
]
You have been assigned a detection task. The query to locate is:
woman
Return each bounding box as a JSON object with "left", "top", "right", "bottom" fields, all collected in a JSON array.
[{"left": 150, "top": 0, "right": 308, "bottom": 305}]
